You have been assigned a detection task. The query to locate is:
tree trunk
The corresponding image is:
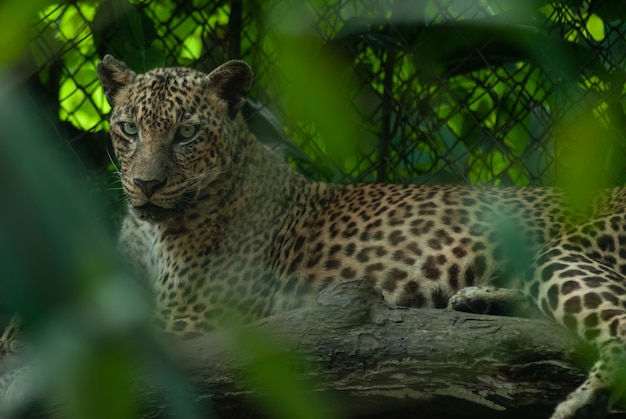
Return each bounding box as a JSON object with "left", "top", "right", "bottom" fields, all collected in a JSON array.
[{"left": 153, "top": 280, "right": 620, "bottom": 419}]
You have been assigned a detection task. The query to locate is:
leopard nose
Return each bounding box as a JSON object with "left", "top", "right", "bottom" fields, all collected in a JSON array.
[{"left": 133, "top": 178, "right": 166, "bottom": 198}]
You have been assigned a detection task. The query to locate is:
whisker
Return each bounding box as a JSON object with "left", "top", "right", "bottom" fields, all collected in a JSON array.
[
  {"left": 106, "top": 149, "right": 119, "bottom": 171},
  {"left": 186, "top": 168, "right": 221, "bottom": 201}
]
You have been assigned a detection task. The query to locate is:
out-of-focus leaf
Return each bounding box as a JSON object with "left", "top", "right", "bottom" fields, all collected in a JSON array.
[
  {"left": 235, "top": 326, "right": 341, "bottom": 419},
  {"left": 554, "top": 111, "right": 619, "bottom": 212},
  {"left": 243, "top": 99, "right": 311, "bottom": 163},
  {"left": 591, "top": 0, "right": 626, "bottom": 21},
  {"left": 328, "top": 13, "right": 619, "bottom": 82},
  {"left": 267, "top": 2, "right": 366, "bottom": 173},
  {"left": 0, "top": 83, "right": 116, "bottom": 319},
  {"left": 0, "top": 73, "right": 208, "bottom": 418},
  {"left": 0, "top": 0, "right": 56, "bottom": 64}
]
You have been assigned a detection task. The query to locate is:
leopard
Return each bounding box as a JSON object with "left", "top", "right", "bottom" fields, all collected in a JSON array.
[{"left": 93, "top": 54, "right": 626, "bottom": 418}]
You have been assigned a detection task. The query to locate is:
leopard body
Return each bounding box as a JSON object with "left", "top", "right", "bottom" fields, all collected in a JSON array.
[{"left": 96, "top": 55, "right": 626, "bottom": 418}]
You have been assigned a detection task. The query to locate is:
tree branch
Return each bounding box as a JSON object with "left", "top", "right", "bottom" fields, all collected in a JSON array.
[{"left": 167, "top": 280, "right": 597, "bottom": 419}]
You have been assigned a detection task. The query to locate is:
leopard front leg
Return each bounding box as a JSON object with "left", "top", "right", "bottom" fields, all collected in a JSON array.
[
  {"left": 527, "top": 240, "right": 626, "bottom": 419},
  {"left": 551, "top": 342, "right": 620, "bottom": 419}
]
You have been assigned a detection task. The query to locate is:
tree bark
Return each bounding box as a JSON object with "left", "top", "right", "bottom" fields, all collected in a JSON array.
[{"left": 155, "top": 280, "right": 621, "bottom": 419}]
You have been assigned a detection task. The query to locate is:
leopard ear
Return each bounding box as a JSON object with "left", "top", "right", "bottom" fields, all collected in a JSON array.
[
  {"left": 205, "top": 60, "right": 252, "bottom": 119},
  {"left": 97, "top": 54, "right": 136, "bottom": 107}
]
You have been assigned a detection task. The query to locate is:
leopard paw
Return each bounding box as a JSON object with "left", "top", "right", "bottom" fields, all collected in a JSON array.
[
  {"left": 551, "top": 384, "right": 610, "bottom": 419},
  {"left": 447, "top": 286, "right": 525, "bottom": 316}
]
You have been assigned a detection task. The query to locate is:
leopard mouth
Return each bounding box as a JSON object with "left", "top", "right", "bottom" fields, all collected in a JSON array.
[
  {"left": 133, "top": 203, "right": 184, "bottom": 222},
  {"left": 132, "top": 190, "right": 199, "bottom": 222}
]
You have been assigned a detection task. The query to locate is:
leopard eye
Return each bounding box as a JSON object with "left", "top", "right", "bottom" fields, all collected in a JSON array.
[
  {"left": 178, "top": 125, "right": 197, "bottom": 139},
  {"left": 120, "top": 121, "right": 138, "bottom": 136}
]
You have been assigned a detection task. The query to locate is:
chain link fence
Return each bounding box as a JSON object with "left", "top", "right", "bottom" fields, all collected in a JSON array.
[{"left": 22, "top": 0, "right": 626, "bottom": 216}]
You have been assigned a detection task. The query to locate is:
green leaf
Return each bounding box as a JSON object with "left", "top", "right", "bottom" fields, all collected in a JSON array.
[
  {"left": 0, "top": 0, "right": 61, "bottom": 63},
  {"left": 235, "top": 326, "right": 340, "bottom": 419}
]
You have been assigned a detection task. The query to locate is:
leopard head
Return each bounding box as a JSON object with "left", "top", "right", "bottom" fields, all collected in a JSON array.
[{"left": 97, "top": 55, "right": 252, "bottom": 222}]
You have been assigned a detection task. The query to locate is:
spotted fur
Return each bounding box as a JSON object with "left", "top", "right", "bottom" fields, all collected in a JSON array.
[{"left": 95, "top": 55, "right": 626, "bottom": 418}]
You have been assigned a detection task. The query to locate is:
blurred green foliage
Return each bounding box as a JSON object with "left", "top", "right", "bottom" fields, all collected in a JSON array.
[
  {"left": 0, "top": 74, "right": 150, "bottom": 418},
  {"left": 0, "top": 0, "right": 57, "bottom": 64},
  {"left": 234, "top": 326, "right": 340, "bottom": 419}
]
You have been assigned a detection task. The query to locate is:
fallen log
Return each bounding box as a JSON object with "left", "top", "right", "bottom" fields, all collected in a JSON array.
[
  {"left": 9, "top": 279, "right": 626, "bottom": 418},
  {"left": 168, "top": 280, "right": 601, "bottom": 419}
]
